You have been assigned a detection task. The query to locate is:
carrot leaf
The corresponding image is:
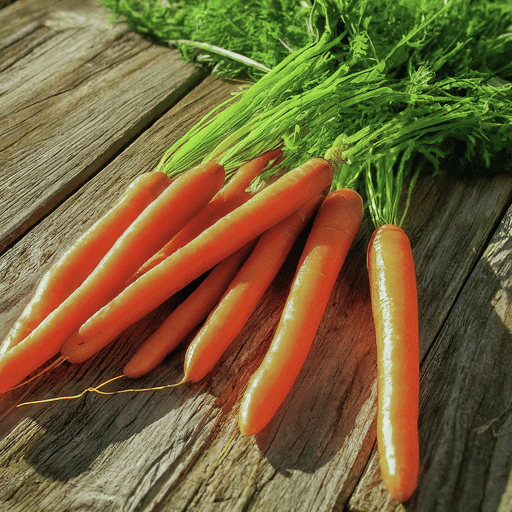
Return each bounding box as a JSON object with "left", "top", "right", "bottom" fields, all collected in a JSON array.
[{"left": 100, "top": 0, "right": 512, "bottom": 226}]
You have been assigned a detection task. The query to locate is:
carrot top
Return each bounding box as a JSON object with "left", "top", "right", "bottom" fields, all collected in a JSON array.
[{"left": 102, "top": 0, "right": 512, "bottom": 215}]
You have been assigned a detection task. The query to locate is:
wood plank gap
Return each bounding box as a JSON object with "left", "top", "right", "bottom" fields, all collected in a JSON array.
[
  {"left": 419, "top": 187, "right": 512, "bottom": 370},
  {"left": 411, "top": 196, "right": 512, "bottom": 511},
  {"left": 340, "top": 439, "right": 378, "bottom": 512},
  {"left": 0, "top": 66, "right": 210, "bottom": 256}
]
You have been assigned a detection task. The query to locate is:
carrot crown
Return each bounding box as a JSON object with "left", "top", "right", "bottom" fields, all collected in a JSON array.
[{"left": 102, "top": 0, "right": 512, "bottom": 224}]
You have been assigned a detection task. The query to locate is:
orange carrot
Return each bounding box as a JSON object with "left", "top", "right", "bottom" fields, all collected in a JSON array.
[
  {"left": 123, "top": 241, "right": 256, "bottom": 379},
  {"left": 0, "top": 171, "right": 172, "bottom": 356},
  {"left": 130, "top": 148, "right": 282, "bottom": 281},
  {"left": 367, "top": 224, "right": 419, "bottom": 503},
  {"left": 222, "top": 147, "right": 283, "bottom": 195},
  {"left": 0, "top": 162, "right": 224, "bottom": 393},
  {"left": 129, "top": 192, "right": 251, "bottom": 282},
  {"left": 61, "top": 157, "right": 333, "bottom": 365},
  {"left": 239, "top": 188, "right": 363, "bottom": 436},
  {"left": 182, "top": 192, "right": 324, "bottom": 384}
]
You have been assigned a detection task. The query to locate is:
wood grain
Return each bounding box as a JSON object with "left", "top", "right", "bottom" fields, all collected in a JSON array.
[
  {"left": 414, "top": 204, "right": 512, "bottom": 512},
  {"left": 0, "top": 0, "right": 207, "bottom": 253},
  {"left": 2, "top": 171, "right": 511, "bottom": 512},
  {"left": 0, "top": 71, "right": 242, "bottom": 511}
]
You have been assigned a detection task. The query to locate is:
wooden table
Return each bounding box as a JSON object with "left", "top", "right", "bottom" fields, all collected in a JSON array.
[{"left": 1, "top": 1, "right": 511, "bottom": 510}]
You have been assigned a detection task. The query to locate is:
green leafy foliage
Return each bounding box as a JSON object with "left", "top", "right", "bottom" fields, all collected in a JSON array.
[
  {"left": 100, "top": 0, "right": 512, "bottom": 226},
  {"left": 98, "top": 0, "right": 319, "bottom": 79}
]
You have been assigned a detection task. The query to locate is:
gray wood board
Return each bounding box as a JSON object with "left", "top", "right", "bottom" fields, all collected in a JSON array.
[{"left": 0, "top": 0, "right": 207, "bottom": 252}]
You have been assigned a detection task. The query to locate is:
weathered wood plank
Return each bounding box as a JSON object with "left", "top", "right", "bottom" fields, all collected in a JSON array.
[
  {"left": 413, "top": 207, "right": 512, "bottom": 512},
  {"left": 1, "top": 2, "right": 512, "bottom": 511},
  {"left": 0, "top": 72, "right": 239, "bottom": 339},
  {"left": 0, "top": 73, "right": 245, "bottom": 511},
  {"left": 0, "top": 0, "right": 207, "bottom": 253}
]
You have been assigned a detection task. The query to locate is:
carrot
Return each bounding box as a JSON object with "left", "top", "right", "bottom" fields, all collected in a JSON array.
[
  {"left": 0, "top": 171, "right": 172, "bottom": 357},
  {"left": 238, "top": 188, "right": 363, "bottom": 436},
  {"left": 367, "top": 224, "right": 419, "bottom": 503},
  {"left": 123, "top": 241, "right": 256, "bottom": 379},
  {"left": 0, "top": 162, "right": 224, "bottom": 393},
  {"left": 61, "top": 157, "right": 333, "bottom": 365},
  {"left": 129, "top": 148, "right": 282, "bottom": 281},
  {"left": 182, "top": 192, "right": 324, "bottom": 384},
  {"left": 222, "top": 147, "right": 282, "bottom": 195}
]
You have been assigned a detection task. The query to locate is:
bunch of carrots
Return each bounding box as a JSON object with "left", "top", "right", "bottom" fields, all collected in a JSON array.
[
  {"left": 1, "top": 144, "right": 419, "bottom": 503},
  {"left": 4, "top": 0, "right": 512, "bottom": 506}
]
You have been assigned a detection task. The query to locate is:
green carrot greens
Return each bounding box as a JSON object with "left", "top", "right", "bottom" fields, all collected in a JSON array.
[
  {"left": 100, "top": 0, "right": 512, "bottom": 225},
  {"left": 98, "top": 0, "right": 320, "bottom": 79}
]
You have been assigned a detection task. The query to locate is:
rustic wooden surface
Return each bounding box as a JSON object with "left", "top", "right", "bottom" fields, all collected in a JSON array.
[{"left": 1, "top": 1, "right": 511, "bottom": 511}]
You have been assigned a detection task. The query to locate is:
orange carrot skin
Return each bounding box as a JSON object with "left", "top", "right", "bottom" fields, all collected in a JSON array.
[
  {"left": 0, "top": 171, "right": 172, "bottom": 356},
  {"left": 61, "top": 158, "right": 333, "bottom": 365},
  {"left": 239, "top": 188, "right": 363, "bottom": 436},
  {"left": 222, "top": 147, "right": 282, "bottom": 195},
  {"left": 367, "top": 224, "right": 419, "bottom": 503},
  {"left": 183, "top": 192, "right": 324, "bottom": 383},
  {"left": 123, "top": 241, "right": 256, "bottom": 379},
  {"left": 130, "top": 148, "right": 281, "bottom": 281},
  {"left": 0, "top": 162, "right": 224, "bottom": 393},
  {"left": 130, "top": 190, "right": 252, "bottom": 282}
]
